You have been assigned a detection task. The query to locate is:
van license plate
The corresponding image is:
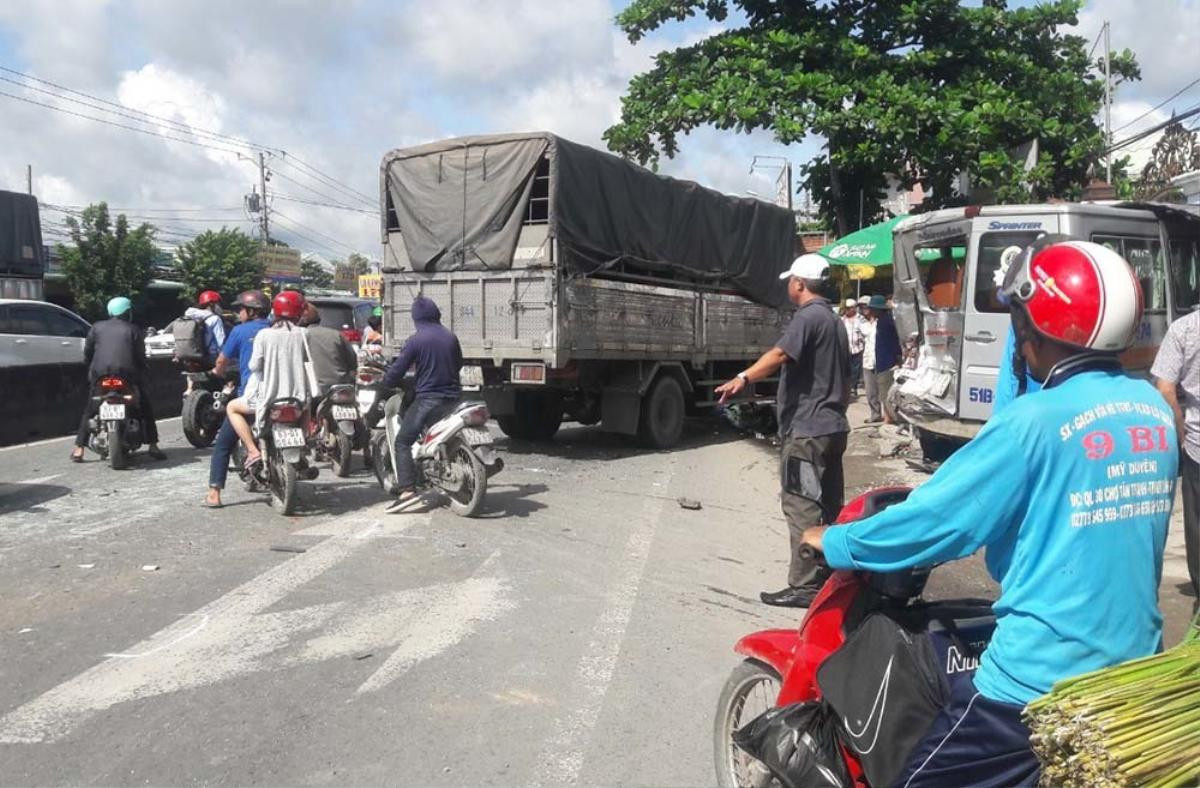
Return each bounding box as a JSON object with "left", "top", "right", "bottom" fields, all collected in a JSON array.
[
  {"left": 273, "top": 426, "right": 305, "bottom": 448},
  {"left": 332, "top": 406, "right": 358, "bottom": 421},
  {"left": 460, "top": 365, "right": 484, "bottom": 388},
  {"left": 461, "top": 427, "right": 493, "bottom": 446},
  {"left": 99, "top": 403, "right": 125, "bottom": 420}
]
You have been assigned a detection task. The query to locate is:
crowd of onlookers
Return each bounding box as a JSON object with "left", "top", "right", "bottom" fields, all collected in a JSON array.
[{"left": 836, "top": 295, "right": 902, "bottom": 424}]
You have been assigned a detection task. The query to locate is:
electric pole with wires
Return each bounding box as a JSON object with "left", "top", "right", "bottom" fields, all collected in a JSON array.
[{"left": 241, "top": 151, "right": 272, "bottom": 243}]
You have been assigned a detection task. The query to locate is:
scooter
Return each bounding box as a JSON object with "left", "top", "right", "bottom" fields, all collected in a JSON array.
[
  {"left": 181, "top": 363, "right": 237, "bottom": 448},
  {"left": 714, "top": 487, "right": 997, "bottom": 788},
  {"left": 313, "top": 383, "right": 363, "bottom": 477},
  {"left": 85, "top": 375, "right": 145, "bottom": 470},
  {"left": 239, "top": 397, "right": 319, "bottom": 515},
  {"left": 371, "top": 392, "right": 504, "bottom": 518}
]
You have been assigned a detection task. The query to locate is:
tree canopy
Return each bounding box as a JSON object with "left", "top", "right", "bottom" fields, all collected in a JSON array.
[
  {"left": 605, "top": 0, "right": 1139, "bottom": 233},
  {"left": 175, "top": 227, "right": 263, "bottom": 304},
  {"left": 58, "top": 203, "right": 157, "bottom": 320},
  {"left": 301, "top": 257, "right": 334, "bottom": 290}
]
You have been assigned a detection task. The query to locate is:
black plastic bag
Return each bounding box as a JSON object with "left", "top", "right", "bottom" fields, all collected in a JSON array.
[{"left": 731, "top": 701, "right": 852, "bottom": 788}]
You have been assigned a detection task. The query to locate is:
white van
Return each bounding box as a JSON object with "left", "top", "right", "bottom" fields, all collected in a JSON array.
[{"left": 891, "top": 202, "right": 1200, "bottom": 445}]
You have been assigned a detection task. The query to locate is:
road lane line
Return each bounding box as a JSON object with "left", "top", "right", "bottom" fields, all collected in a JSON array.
[
  {"left": 532, "top": 460, "right": 675, "bottom": 786},
  {"left": 12, "top": 474, "right": 62, "bottom": 486},
  {"left": 104, "top": 615, "right": 210, "bottom": 658}
]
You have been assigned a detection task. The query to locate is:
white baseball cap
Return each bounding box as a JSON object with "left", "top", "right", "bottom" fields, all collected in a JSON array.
[
  {"left": 844, "top": 298, "right": 857, "bottom": 308},
  {"left": 857, "top": 295, "right": 870, "bottom": 306},
  {"left": 779, "top": 253, "right": 830, "bottom": 280}
]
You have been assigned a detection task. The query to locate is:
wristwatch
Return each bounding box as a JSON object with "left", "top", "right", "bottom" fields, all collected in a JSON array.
[{"left": 736, "top": 372, "right": 750, "bottom": 384}]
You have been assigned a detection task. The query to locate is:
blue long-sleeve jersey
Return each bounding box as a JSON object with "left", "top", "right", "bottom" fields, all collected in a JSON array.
[{"left": 824, "top": 360, "right": 1178, "bottom": 705}]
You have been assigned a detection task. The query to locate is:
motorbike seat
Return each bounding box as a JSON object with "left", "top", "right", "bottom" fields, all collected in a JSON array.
[{"left": 452, "top": 400, "right": 486, "bottom": 414}]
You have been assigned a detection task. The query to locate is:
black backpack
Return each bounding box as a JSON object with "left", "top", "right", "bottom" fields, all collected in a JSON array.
[{"left": 171, "top": 315, "right": 209, "bottom": 363}]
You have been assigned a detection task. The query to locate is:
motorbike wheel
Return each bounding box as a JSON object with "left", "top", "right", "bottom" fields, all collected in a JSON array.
[
  {"left": 268, "top": 451, "right": 299, "bottom": 515},
  {"left": 713, "top": 659, "right": 782, "bottom": 788},
  {"left": 443, "top": 439, "right": 487, "bottom": 518},
  {"left": 182, "top": 390, "right": 217, "bottom": 448},
  {"left": 108, "top": 425, "right": 128, "bottom": 471},
  {"left": 331, "top": 432, "right": 354, "bottom": 478},
  {"left": 371, "top": 432, "right": 399, "bottom": 494}
]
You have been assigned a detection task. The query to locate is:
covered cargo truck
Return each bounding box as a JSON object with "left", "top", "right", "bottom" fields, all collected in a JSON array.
[
  {"left": 0, "top": 190, "right": 45, "bottom": 300},
  {"left": 379, "top": 132, "right": 795, "bottom": 448}
]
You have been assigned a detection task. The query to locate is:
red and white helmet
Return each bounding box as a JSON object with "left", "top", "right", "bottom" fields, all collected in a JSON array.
[
  {"left": 198, "top": 289, "right": 221, "bottom": 307},
  {"left": 272, "top": 290, "right": 306, "bottom": 321},
  {"left": 1000, "top": 240, "right": 1142, "bottom": 352}
]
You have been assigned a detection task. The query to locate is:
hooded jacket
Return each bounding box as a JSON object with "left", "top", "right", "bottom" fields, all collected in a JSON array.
[{"left": 383, "top": 297, "right": 462, "bottom": 397}]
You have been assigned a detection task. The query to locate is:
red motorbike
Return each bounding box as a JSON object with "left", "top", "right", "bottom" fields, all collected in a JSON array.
[{"left": 713, "top": 487, "right": 997, "bottom": 788}]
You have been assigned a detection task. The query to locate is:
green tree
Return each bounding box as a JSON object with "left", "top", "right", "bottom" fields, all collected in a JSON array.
[
  {"left": 175, "top": 227, "right": 263, "bottom": 303},
  {"left": 58, "top": 202, "right": 157, "bottom": 320},
  {"left": 301, "top": 257, "right": 334, "bottom": 289},
  {"left": 1135, "top": 120, "right": 1200, "bottom": 200},
  {"left": 605, "top": 0, "right": 1139, "bottom": 234}
]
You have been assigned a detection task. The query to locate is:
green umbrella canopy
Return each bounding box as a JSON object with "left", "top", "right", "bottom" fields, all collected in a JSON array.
[{"left": 819, "top": 215, "right": 907, "bottom": 267}]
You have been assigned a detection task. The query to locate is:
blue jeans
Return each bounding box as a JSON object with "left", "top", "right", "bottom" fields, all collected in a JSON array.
[
  {"left": 394, "top": 394, "right": 458, "bottom": 491},
  {"left": 208, "top": 417, "right": 238, "bottom": 489}
]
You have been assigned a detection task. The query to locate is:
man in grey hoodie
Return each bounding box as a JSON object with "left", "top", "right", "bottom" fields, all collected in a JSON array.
[{"left": 382, "top": 297, "right": 463, "bottom": 512}]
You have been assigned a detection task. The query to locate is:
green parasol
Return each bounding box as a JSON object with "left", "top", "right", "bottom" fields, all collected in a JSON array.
[{"left": 818, "top": 215, "right": 908, "bottom": 267}]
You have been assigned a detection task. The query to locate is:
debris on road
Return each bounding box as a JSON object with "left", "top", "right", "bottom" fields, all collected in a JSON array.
[
  {"left": 141, "top": 565, "right": 160, "bottom": 572},
  {"left": 353, "top": 652, "right": 373, "bottom": 661},
  {"left": 18, "top": 628, "right": 33, "bottom": 634},
  {"left": 677, "top": 497, "right": 702, "bottom": 510},
  {"left": 269, "top": 545, "right": 307, "bottom": 554},
  {"left": 77, "top": 563, "right": 95, "bottom": 569}
]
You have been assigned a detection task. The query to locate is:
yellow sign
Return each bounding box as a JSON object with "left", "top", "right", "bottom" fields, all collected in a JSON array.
[
  {"left": 358, "top": 274, "right": 382, "bottom": 299},
  {"left": 846, "top": 264, "right": 876, "bottom": 280}
]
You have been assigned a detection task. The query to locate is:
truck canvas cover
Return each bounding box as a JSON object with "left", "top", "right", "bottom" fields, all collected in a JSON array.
[
  {"left": 381, "top": 132, "right": 794, "bottom": 308},
  {"left": 0, "top": 190, "right": 45, "bottom": 277}
]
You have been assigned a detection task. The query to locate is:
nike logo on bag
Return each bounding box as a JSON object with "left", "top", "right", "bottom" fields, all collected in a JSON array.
[{"left": 842, "top": 655, "right": 893, "bottom": 756}]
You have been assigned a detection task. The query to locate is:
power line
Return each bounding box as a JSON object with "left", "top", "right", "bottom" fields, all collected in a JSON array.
[
  {"left": 271, "top": 157, "right": 375, "bottom": 208},
  {"left": 0, "top": 88, "right": 247, "bottom": 156},
  {"left": 277, "top": 153, "right": 376, "bottom": 206},
  {"left": 0, "top": 65, "right": 275, "bottom": 153},
  {"left": 269, "top": 220, "right": 347, "bottom": 258},
  {"left": 1107, "top": 103, "right": 1200, "bottom": 154},
  {"left": 271, "top": 210, "right": 358, "bottom": 254},
  {"left": 268, "top": 168, "right": 366, "bottom": 210},
  {"left": 271, "top": 193, "right": 376, "bottom": 215},
  {"left": 1112, "top": 77, "right": 1200, "bottom": 135}
]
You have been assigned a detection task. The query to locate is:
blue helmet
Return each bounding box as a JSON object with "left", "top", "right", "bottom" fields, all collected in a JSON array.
[{"left": 106, "top": 296, "right": 132, "bottom": 318}]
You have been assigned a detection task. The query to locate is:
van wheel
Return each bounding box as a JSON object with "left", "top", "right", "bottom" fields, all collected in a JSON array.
[{"left": 638, "top": 375, "right": 685, "bottom": 449}]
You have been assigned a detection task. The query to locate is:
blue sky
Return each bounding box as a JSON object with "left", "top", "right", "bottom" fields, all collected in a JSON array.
[{"left": 0, "top": 1, "right": 1194, "bottom": 260}]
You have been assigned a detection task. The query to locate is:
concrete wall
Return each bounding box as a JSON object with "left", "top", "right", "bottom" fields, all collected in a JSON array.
[{"left": 0, "top": 358, "right": 184, "bottom": 446}]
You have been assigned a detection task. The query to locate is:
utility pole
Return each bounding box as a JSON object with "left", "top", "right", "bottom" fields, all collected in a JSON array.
[
  {"left": 25, "top": 164, "right": 32, "bottom": 195},
  {"left": 1103, "top": 20, "right": 1112, "bottom": 182},
  {"left": 240, "top": 151, "right": 271, "bottom": 243}
]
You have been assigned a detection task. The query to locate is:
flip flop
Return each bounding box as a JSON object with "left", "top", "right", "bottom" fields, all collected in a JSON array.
[
  {"left": 70, "top": 452, "right": 84, "bottom": 463},
  {"left": 203, "top": 499, "right": 224, "bottom": 509},
  {"left": 385, "top": 494, "right": 423, "bottom": 514}
]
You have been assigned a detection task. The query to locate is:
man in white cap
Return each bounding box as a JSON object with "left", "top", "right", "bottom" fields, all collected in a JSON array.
[
  {"left": 716, "top": 254, "right": 851, "bottom": 607},
  {"left": 842, "top": 298, "right": 865, "bottom": 397}
]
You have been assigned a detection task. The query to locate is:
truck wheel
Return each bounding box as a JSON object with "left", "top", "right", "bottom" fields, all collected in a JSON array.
[
  {"left": 638, "top": 375, "right": 685, "bottom": 449},
  {"left": 497, "top": 392, "right": 562, "bottom": 441}
]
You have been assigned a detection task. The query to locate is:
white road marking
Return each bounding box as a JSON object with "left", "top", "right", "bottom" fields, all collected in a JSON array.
[
  {"left": 0, "top": 417, "right": 182, "bottom": 452},
  {"left": 0, "top": 510, "right": 516, "bottom": 744},
  {"left": 12, "top": 474, "right": 62, "bottom": 486},
  {"left": 532, "top": 459, "right": 675, "bottom": 786}
]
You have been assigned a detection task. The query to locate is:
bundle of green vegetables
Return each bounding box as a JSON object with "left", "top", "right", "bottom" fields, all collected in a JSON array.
[{"left": 1024, "top": 616, "right": 1200, "bottom": 787}]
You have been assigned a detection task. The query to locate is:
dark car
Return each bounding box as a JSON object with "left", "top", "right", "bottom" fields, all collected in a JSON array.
[{"left": 308, "top": 297, "right": 373, "bottom": 345}]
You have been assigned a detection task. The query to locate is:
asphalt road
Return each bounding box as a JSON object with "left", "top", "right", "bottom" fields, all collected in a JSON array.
[{"left": 0, "top": 402, "right": 1193, "bottom": 786}]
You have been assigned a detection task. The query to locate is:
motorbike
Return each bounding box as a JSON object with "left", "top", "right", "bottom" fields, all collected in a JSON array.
[
  {"left": 714, "top": 487, "right": 997, "bottom": 788},
  {"left": 181, "top": 363, "right": 238, "bottom": 448},
  {"left": 238, "top": 397, "right": 319, "bottom": 515},
  {"left": 371, "top": 392, "right": 504, "bottom": 518},
  {"left": 85, "top": 375, "right": 145, "bottom": 470},
  {"left": 355, "top": 357, "right": 390, "bottom": 465},
  {"left": 313, "top": 383, "right": 365, "bottom": 477}
]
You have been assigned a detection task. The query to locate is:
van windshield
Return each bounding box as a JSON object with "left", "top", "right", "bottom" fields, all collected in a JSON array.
[{"left": 974, "top": 232, "right": 1044, "bottom": 313}]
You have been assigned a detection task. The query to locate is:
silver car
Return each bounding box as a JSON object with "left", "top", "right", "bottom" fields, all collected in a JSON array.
[{"left": 0, "top": 298, "right": 90, "bottom": 367}]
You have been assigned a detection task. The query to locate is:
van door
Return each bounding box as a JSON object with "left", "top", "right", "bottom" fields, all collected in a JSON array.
[{"left": 958, "top": 219, "right": 1056, "bottom": 421}]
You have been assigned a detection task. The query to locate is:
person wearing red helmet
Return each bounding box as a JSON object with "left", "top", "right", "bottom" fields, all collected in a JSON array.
[
  {"left": 801, "top": 240, "right": 1178, "bottom": 786},
  {"left": 179, "top": 290, "right": 227, "bottom": 393},
  {"left": 222, "top": 290, "right": 315, "bottom": 475}
]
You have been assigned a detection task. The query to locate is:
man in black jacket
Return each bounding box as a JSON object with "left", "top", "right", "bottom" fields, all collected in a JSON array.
[{"left": 70, "top": 296, "right": 166, "bottom": 461}]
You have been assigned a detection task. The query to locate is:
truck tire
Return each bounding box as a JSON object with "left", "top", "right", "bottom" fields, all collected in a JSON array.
[
  {"left": 497, "top": 392, "right": 563, "bottom": 441},
  {"left": 638, "top": 375, "right": 685, "bottom": 449}
]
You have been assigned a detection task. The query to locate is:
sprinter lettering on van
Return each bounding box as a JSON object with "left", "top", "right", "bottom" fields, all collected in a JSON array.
[{"left": 987, "top": 221, "right": 1044, "bottom": 231}]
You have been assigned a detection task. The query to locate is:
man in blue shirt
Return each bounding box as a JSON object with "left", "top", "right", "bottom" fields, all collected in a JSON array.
[
  {"left": 802, "top": 241, "right": 1178, "bottom": 786},
  {"left": 382, "top": 297, "right": 463, "bottom": 512},
  {"left": 204, "top": 290, "right": 270, "bottom": 508}
]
